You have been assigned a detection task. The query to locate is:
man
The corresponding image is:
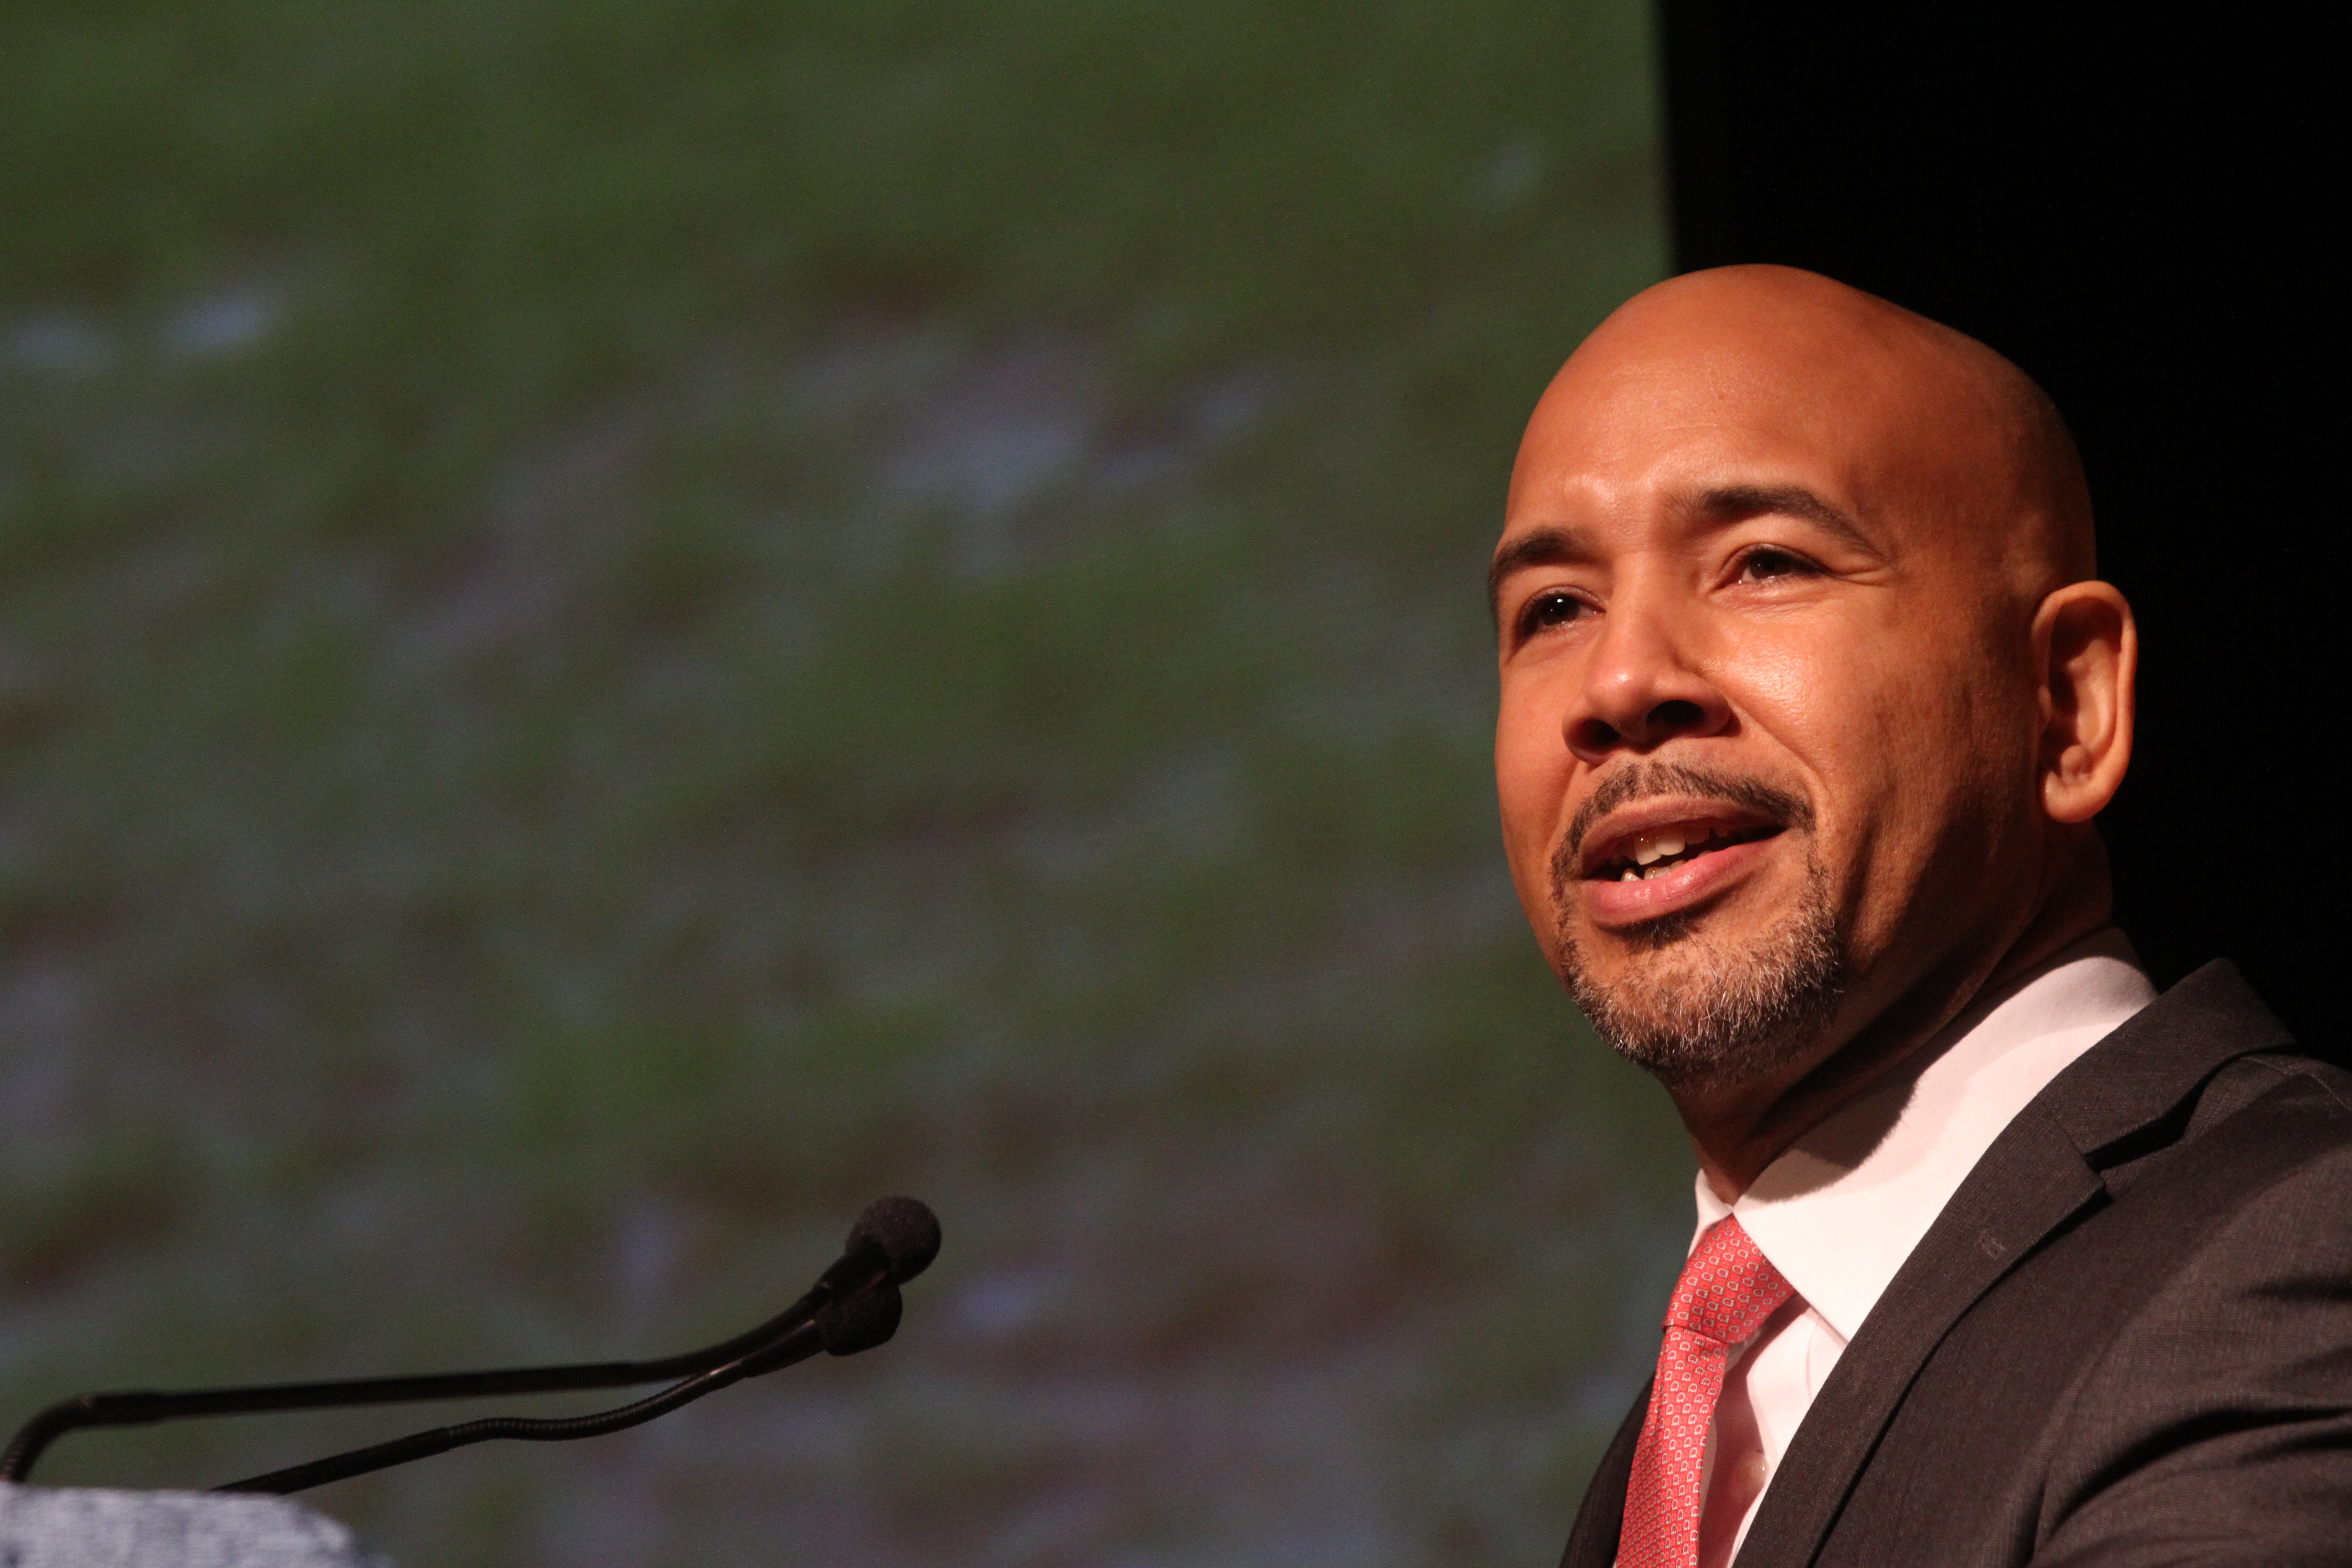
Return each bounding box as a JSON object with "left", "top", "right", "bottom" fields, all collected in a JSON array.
[{"left": 1489, "top": 265, "right": 2352, "bottom": 1567}]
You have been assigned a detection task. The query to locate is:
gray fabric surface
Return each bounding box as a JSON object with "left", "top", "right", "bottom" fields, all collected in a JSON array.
[
  {"left": 0, "top": 1484, "right": 389, "bottom": 1568},
  {"left": 1562, "top": 961, "right": 2352, "bottom": 1567}
]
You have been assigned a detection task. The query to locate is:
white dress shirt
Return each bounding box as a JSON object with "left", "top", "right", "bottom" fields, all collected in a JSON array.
[{"left": 1673, "top": 928, "right": 2156, "bottom": 1567}]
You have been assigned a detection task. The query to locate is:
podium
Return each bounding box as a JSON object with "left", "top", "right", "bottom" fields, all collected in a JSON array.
[{"left": 0, "top": 1484, "right": 387, "bottom": 1568}]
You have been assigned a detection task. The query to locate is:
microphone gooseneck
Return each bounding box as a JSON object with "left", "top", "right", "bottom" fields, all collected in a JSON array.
[{"left": 0, "top": 1197, "right": 941, "bottom": 1494}]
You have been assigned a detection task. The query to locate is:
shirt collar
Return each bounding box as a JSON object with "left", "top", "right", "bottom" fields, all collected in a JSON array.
[{"left": 1690, "top": 927, "right": 2156, "bottom": 1343}]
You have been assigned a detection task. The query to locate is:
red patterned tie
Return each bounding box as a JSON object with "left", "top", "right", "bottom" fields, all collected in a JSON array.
[{"left": 1619, "top": 1215, "right": 1793, "bottom": 1568}]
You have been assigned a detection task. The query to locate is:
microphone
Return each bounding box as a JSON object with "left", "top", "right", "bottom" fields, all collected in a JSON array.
[{"left": 1, "top": 1197, "right": 940, "bottom": 1496}]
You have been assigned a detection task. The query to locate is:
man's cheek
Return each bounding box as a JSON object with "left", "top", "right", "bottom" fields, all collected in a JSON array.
[
  {"left": 1490, "top": 769, "right": 1558, "bottom": 906},
  {"left": 1493, "top": 716, "right": 1569, "bottom": 831},
  {"left": 1716, "top": 642, "right": 1842, "bottom": 759}
]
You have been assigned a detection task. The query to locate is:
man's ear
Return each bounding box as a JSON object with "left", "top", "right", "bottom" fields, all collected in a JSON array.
[{"left": 2034, "top": 581, "right": 2136, "bottom": 823}]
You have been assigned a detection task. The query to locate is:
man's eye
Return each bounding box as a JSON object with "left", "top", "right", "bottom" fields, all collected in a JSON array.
[
  {"left": 1519, "top": 591, "right": 1588, "bottom": 636},
  {"left": 1737, "top": 548, "right": 1814, "bottom": 582}
]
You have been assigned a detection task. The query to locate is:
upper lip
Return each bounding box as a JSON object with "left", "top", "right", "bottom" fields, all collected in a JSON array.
[{"left": 1575, "top": 796, "right": 1785, "bottom": 879}]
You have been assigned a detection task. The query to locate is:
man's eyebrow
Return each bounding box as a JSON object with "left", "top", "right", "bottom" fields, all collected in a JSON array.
[
  {"left": 1485, "top": 487, "right": 1881, "bottom": 624},
  {"left": 1485, "top": 526, "right": 1597, "bottom": 625},
  {"left": 1691, "top": 484, "right": 1879, "bottom": 556}
]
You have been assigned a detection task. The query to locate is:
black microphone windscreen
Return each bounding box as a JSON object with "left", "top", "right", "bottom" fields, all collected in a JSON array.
[
  {"left": 847, "top": 1197, "right": 941, "bottom": 1284},
  {"left": 816, "top": 1284, "right": 903, "bottom": 1356}
]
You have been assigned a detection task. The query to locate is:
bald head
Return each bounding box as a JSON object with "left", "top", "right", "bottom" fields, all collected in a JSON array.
[{"left": 1512, "top": 265, "right": 2094, "bottom": 601}]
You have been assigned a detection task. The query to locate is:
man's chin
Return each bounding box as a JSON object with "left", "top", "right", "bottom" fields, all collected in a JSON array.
[
  {"left": 1555, "top": 877, "right": 1846, "bottom": 1092},
  {"left": 1562, "top": 897, "right": 1753, "bottom": 965}
]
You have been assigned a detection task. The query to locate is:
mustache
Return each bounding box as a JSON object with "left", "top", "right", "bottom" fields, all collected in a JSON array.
[{"left": 1552, "top": 760, "right": 1816, "bottom": 892}]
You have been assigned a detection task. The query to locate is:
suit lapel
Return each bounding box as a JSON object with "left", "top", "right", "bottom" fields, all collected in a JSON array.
[
  {"left": 1730, "top": 961, "right": 2293, "bottom": 1568},
  {"left": 1730, "top": 1103, "right": 2101, "bottom": 1567}
]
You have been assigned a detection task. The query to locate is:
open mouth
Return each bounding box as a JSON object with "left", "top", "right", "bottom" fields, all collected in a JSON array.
[{"left": 1589, "top": 820, "right": 1781, "bottom": 882}]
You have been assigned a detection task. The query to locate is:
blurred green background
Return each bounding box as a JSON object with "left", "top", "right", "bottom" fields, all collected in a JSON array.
[{"left": 0, "top": 2, "right": 1685, "bottom": 1563}]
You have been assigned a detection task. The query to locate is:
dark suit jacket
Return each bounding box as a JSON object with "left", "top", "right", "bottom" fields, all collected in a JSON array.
[{"left": 1561, "top": 961, "right": 2352, "bottom": 1567}]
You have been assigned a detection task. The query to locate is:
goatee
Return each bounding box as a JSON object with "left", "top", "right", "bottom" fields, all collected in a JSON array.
[{"left": 1550, "top": 763, "right": 1846, "bottom": 1090}]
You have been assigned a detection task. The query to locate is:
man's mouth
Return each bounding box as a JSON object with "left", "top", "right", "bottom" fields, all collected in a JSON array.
[
  {"left": 1552, "top": 763, "right": 1816, "bottom": 926},
  {"left": 1588, "top": 820, "right": 1782, "bottom": 882}
]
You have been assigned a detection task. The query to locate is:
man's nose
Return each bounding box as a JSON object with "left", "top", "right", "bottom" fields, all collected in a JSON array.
[{"left": 1564, "top": 604, "right": 1731, "bottom": 761}]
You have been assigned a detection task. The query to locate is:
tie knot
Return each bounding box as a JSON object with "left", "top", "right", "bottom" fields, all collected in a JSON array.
[{"left": 1665, "top": 1215, "right": 1792, "bottom": 1344}]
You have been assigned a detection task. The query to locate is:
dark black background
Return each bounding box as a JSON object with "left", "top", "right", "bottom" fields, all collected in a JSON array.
[{"left": 1659, "top": 4, "right": 2337, "bottom": 1045}]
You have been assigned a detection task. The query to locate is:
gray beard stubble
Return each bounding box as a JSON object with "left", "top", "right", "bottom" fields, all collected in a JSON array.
[{"left": 1551, "top": 762, "right": 1847, "bottom": 1091}]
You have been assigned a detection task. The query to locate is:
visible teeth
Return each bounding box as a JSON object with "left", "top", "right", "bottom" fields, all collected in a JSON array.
[
  {"left": 1604, "top": 823, "right": 1751, "bottom": 882},
  {"left": 1633, "top": 830, "right": 1686, "bottom": 866}
]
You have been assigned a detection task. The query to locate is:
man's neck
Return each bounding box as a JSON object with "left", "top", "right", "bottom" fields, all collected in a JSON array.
[{"left": 1677, "top": 847, "right": 2115, "bottom": 1202}]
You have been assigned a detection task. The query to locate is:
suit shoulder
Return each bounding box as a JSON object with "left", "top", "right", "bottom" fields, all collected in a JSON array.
[
  {"left": 2097, "top": 1049, "right": 2352, "bottom": 1252},
  {"left": 2029, "top": 1065, "right": 2352, "bottom": 1561},
  {"left": 2184, "top": 1049, "right": 2352, "bottom": 1141},
  {"left": 2093, "top": 1049, "right": 2352, "bottom": 1203}
]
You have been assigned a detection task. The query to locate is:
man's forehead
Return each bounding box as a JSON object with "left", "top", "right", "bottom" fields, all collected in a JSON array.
[
  {"left": 1511, "top": 338, "right": 1918, "bottom": 508},
  {"left": 1501, "top": 359, "right": 1897, "bottom": 564},
  {"left": 1508, "top": 408, "right": 1857, "bottom": 523},
  {"left": 1511, "top": 296, "right": 2053, "bottom": 524}
]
